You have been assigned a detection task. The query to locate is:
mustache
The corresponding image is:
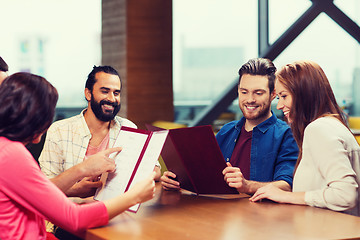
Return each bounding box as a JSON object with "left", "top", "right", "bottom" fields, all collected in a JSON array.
[{"left": 100, "top": 100, "right": 119, "bottom": 107}]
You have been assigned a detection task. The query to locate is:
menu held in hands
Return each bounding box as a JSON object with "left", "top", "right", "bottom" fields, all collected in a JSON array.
[{"left": 94, "top": 126, "right": 168, "bottom": 212}]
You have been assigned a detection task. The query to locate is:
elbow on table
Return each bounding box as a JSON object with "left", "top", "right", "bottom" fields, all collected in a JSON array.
[{"left": 325, "top": 187, "right": 357, "bottom": 212}]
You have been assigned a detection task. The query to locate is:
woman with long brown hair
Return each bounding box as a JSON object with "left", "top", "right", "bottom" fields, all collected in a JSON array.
[
  {"left": 250, "top": 60, "right": 360, "bottom": 216},
  {"left": 0, "top": 72, "right": 156, "bottom": 239}
]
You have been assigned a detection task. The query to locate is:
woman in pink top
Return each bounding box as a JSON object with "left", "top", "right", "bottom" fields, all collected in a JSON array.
[{"left": 0, "top": 72, "right": 156, "bottom": 240}]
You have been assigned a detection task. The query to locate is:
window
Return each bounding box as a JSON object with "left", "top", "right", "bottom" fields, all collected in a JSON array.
[
  {"left": 0, "top": 0, "right": 101, "bottom": 110},
  {"left": 173, "top": 0, "right": 360, "bottom": 124}
]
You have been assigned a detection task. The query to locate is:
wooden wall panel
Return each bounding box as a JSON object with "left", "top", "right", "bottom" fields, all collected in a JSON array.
[{"left": 102, "top": 0, "right": 173, "bottom": 129}]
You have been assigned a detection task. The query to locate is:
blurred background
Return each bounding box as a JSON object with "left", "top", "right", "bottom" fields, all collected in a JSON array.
[{"left": 1, "top": 0, "right": 360, "bottom": 131}]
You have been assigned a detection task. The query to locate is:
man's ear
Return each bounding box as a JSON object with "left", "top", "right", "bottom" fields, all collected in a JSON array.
[
  {"left": 237, "top": 83, "right": 242, "bottom": 96},
  {"left": 85, "top": 88, "right": 91, "bottom": 102}
]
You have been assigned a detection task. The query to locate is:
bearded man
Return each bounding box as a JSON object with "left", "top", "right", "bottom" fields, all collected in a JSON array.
[
  {"left": 161, "top": 58, "right": 298, "bottom": 195},
  {"left": 39, "top": 66, "right": 161, "bottom": 199}
]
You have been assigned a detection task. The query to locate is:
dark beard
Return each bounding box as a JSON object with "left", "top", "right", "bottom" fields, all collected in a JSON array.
[
  {"left": 240, "top": 101, "right": 271, "bottom": 121},
  {"left": 90, "top": 97, "right": 121, "bottom": 122},
  {"left": 242, "top": 105, "right": 270, "bottom": 121}
]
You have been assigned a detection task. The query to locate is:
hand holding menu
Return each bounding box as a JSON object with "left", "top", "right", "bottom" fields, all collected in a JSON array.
[
  {"left": 95, "top": 126, "right": 168, "bottom": 212},
  {"left": 147, "top": 125, "right": 238, "bottom": 195}
]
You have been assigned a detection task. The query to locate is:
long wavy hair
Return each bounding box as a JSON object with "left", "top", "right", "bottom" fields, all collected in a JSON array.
[
  {"left": 0, "top": 72, "right": 58, "bottom": 144},
  {"left": 276, "top": 61, "right": 346, "bottom": 166}
]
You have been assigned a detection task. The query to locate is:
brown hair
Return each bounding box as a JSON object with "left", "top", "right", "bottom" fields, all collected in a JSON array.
[
  {"left": 0, "top": 72, "right": 58, "bottom": 144},
  {"left": 238, "top": 58, "right": 277, "bottom": 93},
  {"left": 276, "top": 61, "right": 346, "bottom": 167}
]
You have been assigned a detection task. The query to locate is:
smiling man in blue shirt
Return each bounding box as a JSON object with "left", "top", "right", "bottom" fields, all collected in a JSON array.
[
  {"left": 219, "top": 58, "right": 298, "bottom": 194},
  {"left": 161, "top": 58, "right": 298, "bottom": 195}
]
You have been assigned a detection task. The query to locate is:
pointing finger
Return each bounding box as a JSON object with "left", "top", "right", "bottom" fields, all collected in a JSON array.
[{"left": 103, "top": 147, "right": 123, "bottom": 156}]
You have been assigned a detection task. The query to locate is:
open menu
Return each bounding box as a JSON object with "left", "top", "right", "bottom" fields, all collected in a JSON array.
[
  {"left": 146, "top": 124, "right": 238, "bottom": 195},
  {"left": 94, "top": 126, "right": 168, "bottom": 212}
]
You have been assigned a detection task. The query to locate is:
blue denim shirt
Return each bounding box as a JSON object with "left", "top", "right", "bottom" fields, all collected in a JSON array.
[{"left": 216, "top": 112, "right": 298, "bottom": 186}]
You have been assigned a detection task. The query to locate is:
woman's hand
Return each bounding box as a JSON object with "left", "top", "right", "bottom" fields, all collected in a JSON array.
[
  {"left": 249, "top": 183, "right": 307, "bottom": 206},
  {"left": 250, "top": 184, "right": 288, "bottom": 203},
  {"left": 130, "top": 171, "right": 156, "bottom": 204}
]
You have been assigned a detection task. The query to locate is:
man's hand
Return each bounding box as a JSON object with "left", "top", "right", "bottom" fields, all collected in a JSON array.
[
  {"left": 223, "top": 163, "right": 292, "bottom": 195},
  {"left": 51, "top": 147, "right": 121, "bottom": 197},
  {"left": 222, "top": 162, "right": 249, "bottom": 193},
  {"left": 67, "top": 176, "right": 103, "bottom": 198},
  {"left": 160, "top": 171, "right": 180, "bottom": 191},
  {"left": 154, "top": 165, "right": 161, "bottom": 181},
  {"left": 80, "top": 147, "right": 121, "bottom": 177}
]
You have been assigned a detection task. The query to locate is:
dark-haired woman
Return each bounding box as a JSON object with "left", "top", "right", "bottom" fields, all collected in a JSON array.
[
  {"left": 250, "top": 61, "right": 360, "bottom": 216},
  {"left": 0, "top": 73, "right": 156, "bottom": 239}
]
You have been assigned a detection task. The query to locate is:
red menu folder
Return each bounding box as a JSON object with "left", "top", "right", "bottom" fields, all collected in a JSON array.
[
  {"left": 95, "top": 126, "right": 168, "bottom": 212},
  {"left": 146, "top": 125, "right": 238, "bottom": 194}
]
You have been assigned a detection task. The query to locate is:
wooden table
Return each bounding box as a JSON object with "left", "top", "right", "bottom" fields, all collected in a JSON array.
[{"left": 86, "top": 184, "right": 360, "bottom": 240}]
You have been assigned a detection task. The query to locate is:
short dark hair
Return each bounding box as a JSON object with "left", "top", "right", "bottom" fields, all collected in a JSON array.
[
  {"left": 238, "top": 58, "right": 276, "bottom": 93},
  {"left": 85, "top": 65, "right": 121, "bottom": 91},
  {"left": 0, "top": 56, "right": 8, "bottom": 72},
  {"left": 0, "top": 72, "right": 58, "bottom": 144}
]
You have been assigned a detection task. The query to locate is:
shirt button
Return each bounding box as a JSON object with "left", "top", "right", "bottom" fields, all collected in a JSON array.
[
  {"left": 226, "top": 158, "right": 229, "bottom": 161},
  {"left": 234, "top": 139, "right": 236, "bottom": 143}
]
